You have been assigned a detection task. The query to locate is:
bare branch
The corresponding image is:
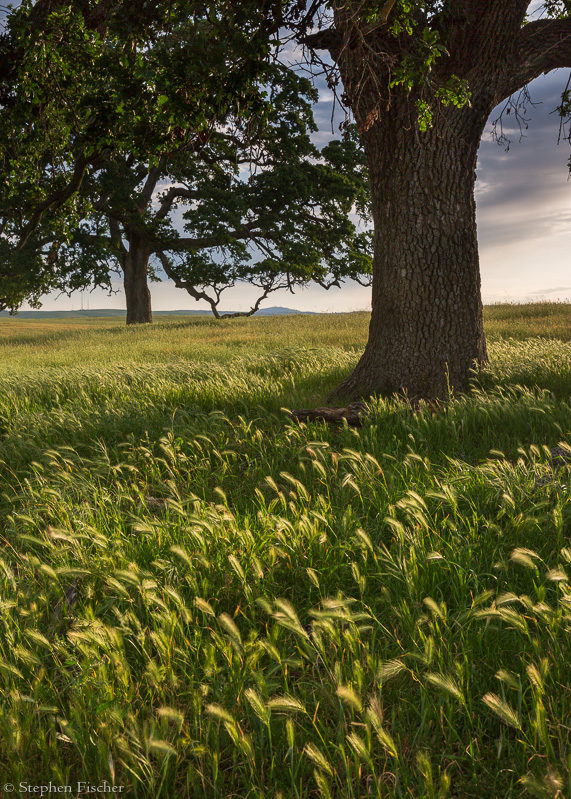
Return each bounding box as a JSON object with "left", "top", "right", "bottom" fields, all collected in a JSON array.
[
  {"left": 297, "top": 0, "right": 322, "bottom": 34},
  {"left": 156, "top": 251, "right": 286, "bottom": 320},
  {"left": 156, "top": 251, "right": 222, "bottom": 317},
  {"left": 217, "top": 281, "right": 278, "bottom": 319},
  {"left": 313, "top": 276, "right": 341, "bottom": 289}
]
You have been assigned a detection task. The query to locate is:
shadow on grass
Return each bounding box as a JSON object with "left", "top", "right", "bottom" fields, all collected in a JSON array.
[
  {"left": 0, "top": 328, "right": 94, "bottom": 348},
  {"left": 0, "top": 341, "right": 568, "bottom": 506}
]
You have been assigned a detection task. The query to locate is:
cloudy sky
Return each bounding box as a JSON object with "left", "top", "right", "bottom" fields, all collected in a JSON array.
[{"left": 3, "top": 3, "right": 570, "bottom": 312}]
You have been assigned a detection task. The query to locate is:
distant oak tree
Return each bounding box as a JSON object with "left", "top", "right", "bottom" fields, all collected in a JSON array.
[
  {"left": 0, "top": 0, "right": 289, "bottom": 309},
  {"left": 47, "top": 70, "right": 372, "bottom": 324}
]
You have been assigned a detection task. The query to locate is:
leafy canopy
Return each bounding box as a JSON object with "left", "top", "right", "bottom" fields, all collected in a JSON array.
[{"left": 38, "top": 64, "right": 372, "bottom": 317}]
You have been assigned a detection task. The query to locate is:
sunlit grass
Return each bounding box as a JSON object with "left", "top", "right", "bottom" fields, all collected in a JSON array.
[
  {"left": 1, "top": 302, "right": 569, "bottom": 375},
  {"left": 484, "top": 300, "right": 571, "bottom": 342},
  {"left": 0, "top": 312, "right": 370, "bottom": 374},
  {"left": 0, "top": 304, "right": 569, "bottom": 796}
]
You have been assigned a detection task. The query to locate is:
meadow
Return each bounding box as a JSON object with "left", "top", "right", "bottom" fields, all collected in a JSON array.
[{"left": 0, "top": 302, "right": 569, "bottom": 797}]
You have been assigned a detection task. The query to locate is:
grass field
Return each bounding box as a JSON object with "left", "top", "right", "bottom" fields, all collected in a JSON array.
[{"left": 0, "top": 302, "right": 570, "bottom": 797}]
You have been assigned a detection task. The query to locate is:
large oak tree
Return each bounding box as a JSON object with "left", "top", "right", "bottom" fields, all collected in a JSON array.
[{"left": 296, "top": 1, "right": 571, "bottom": 400}]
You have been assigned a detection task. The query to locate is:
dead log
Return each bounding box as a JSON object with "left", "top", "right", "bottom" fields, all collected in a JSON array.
[
  {"left": 289, "top": 402, "right": 369, "bottom": 427},
  {"left": 549, "top": 445, "right": 571, "bottom": 470}
]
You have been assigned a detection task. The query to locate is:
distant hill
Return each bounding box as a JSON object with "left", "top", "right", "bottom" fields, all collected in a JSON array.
[{"left": 0, "top": 306, "right": 316, "bottom": 319}]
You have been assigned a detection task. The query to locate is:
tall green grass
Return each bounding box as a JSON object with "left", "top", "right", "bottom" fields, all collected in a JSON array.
[
  {"left": 0, "top": 304, "right": 569, "bottom": 796},
  {"left": 0, "top": 313, "right": 369, "bottom": 374},
  {"left": 484, "top": 300, "right": 571, "bottom": 342}
]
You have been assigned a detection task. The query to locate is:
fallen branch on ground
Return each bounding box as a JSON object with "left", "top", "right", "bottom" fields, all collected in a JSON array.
[{"left": 289, "top": 402, "right": 370, "bottom": 427}]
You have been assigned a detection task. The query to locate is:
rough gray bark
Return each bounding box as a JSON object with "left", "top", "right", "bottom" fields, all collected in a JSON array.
[
  {"left": 330, "top": 108, "right": 489, "bottom": 401},
  {"left": 123, "top": 231, "right": 152, "bottom": 325}
]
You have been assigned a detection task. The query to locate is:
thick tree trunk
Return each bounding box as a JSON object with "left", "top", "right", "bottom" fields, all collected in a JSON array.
[
  {"left": 330, "top": 104, "right": 489, "bottom": 402},
  {"left": 123, "top": 232, "right": 152, "bottom": 325},
  {"left": 310, "top": 0, "right": 571, "bottom": 403}
]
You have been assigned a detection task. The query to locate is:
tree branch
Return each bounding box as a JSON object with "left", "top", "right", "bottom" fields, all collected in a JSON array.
[
  {"left": 109, "top": 215, "right": 127, "bottom": 256},
  {"left": 156, "top": 251, "right": 222, "bottom": 317},
  {"left": 157, "top": 251, "right": 285, "bottom": 320},
  {"left": 378, "top": 0, "right": 398, "bottom": 24},
  {"left": 216, "top": 280, "right": 283, "bottom": 319},
  {"left": 499, "top": 17, "right": 571, "bottom": 101},
  {"left": 313, "top": 276, "right": 342, "bottom": 290},
  {"left": 17, "top": 151, "right": 100, "bottom": 249},
  {"left": 299, "top": 26, "right": 342, "bottom": 55},
  {"left": 137, "top": 154, "right": 168, "bottom": 212},
  {"left": 354, "top": 0, "right": 399, "bottom": 36},
  {"left": 155, "top": 186, "right": 198, "bottom": 221},
  {"left": 296, "top": 0, "right": 322, "bottom": 34},
  {"left": 165, "top": 221, "right": 263, "bottom": 252}
]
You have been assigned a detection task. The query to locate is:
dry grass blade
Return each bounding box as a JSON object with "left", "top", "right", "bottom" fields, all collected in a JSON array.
[
  {"left": 482, "top": 693, "right": 521, "bottom": 730},
  {"left": 425, "top": 673, "right": 464, "bottom": 703}
]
